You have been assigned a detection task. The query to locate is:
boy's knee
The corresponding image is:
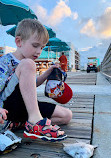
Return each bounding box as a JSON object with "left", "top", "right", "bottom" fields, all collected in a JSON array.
[
  {"left": 64, "top": 108, "right": 72, "bottom": 124},
  {"left": 15, "top": 59, "right": 36, "bottom": 78},
  {"left": 67, "top": 109, "right": 72, "bottom": 123}
]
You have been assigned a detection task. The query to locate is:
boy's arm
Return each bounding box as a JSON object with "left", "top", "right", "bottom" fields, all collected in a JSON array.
[
  {"left": 0, "top": 107, "right": 8, "bottom": 124},
  {"left": 36, "top": 65, "right": 58, "bottom": 87}
]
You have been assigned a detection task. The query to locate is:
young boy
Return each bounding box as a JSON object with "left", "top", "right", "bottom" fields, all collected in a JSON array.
[{"left": 0, "top": 19, "right": 72, "bottom": 141}]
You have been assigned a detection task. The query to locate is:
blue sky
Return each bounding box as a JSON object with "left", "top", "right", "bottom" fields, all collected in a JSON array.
[{"left": 0, "top": 0, "right": 111, "bottom": 66}]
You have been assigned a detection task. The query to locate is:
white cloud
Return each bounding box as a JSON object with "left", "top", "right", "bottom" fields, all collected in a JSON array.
[
  {"left": 34, "top": 0, "right": 78, "bottom": 26},
  {"left": 96, "top": 42, "right": 103, "bottom": 46},
  {"left": 80, "top": 19, "right": 97, "bottom": 37},
  {"left": 79, "top": 42, "right": 103, "bottom": 52},
  {"left": 35, "top": 5, "right": 48, "bottom": 24},
  {"left": 71, "top": 12, "right": 78, "bottom": 20},
  {"left": 97, "top": 7, "right": 111, "bottom": 38},
  {"left": 48, "top": 0, "right": 71, "bottom": 26},
  {"left": 78, "top": 46, "right": 93, "bottom": 52},
  {"left": 80, "top": 7, "right": 111, "bottom": 39}
]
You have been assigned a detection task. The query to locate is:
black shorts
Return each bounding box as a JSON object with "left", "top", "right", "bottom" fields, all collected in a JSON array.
[{"left": 3, "top": 84, "right": 56, "bottom": 122}]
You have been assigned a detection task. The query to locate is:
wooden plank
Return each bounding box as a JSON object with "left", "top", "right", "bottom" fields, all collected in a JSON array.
[
  {"left": 70, "top": 98, "right": 94, "bottom": 102},
  {"left": 64, "top": 129, "right": 91, "bottom": 139},
  {"left": 66, "top": 73, "right": 97, "bottom": 85},
  {"left": 67, "top": 82, "right": 96, "bottom": 84},
  {"left": 61, "top": 123, "right": 91, "bottom": 130},
  {"left": 70, "top": 118, "right": 92, "bottom": 125},
  {"left": 72, "top": 112, "right": 93, "bottom": 120},
  {"left": 71, "top": 108, "right": 93, "bottom": 114},
  {"left": 64, "top": 104, "right": 93, "bottom": 108},
  {"left": 72, "top": 95, "right": 94, "bottom": 99},
  {"left": 68, "top": 101, "right": 93, "bottom": 105}
]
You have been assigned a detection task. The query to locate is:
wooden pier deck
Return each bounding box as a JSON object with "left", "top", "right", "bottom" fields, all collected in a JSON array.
[
  {"left": 0, "top": 73, "right": 97, "bottom": 158},
  {"left": 66, "top": 72, "right": 97, "bottom": 85}
]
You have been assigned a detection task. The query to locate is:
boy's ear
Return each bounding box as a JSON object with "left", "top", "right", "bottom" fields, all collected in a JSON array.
[{"left": 15, "top": 36, "right": 22, "bottom": 47}]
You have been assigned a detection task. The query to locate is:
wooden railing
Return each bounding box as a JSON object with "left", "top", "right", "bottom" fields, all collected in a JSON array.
[{"left": 101, "top": 43, "right": 111, "bottom": 82}]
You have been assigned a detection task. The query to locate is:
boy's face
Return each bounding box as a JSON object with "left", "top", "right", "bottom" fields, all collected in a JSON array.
[{"left": 18, "top": 32, "right": 46, "bottom": 60}]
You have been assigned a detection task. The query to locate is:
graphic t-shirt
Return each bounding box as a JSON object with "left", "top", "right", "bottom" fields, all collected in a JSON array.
[{"left": 0, "top": 53, "right": 20, "bottom": 107}]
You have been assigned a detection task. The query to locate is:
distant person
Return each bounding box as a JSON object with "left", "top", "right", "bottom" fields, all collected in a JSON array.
[
  {"left": 0, "top": 19, "right": 72, "bottom": 142},
  {"left": 59, "top": 52, "right": 67, "bottom": 72}
]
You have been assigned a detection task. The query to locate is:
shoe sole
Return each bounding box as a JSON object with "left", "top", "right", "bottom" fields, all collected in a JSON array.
[{"left": 23, "top": 131, "right": 67, "bottom": 142}]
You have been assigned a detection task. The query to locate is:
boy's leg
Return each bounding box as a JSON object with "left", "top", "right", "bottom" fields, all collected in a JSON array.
[
  {"left": 15, "top": 59, "right": 42, "bottom": 124},
  {"left": 50, "top": 105, "right": 72, "bottom": 125},
  {"left": 38, "top": 102, "right": 72, "bottom": 125},
  {"left": 15, "top": 59, "right": 65, "bottom": 139}
]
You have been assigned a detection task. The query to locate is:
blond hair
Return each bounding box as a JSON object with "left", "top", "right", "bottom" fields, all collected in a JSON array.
[{"left": 15, "top": 18, "right": 49, "bottom": 44}]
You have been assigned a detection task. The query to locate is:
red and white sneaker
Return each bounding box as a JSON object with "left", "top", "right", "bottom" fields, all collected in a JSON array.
[{"left": 23, "top": 118, "right": 67, "bottom": 142}]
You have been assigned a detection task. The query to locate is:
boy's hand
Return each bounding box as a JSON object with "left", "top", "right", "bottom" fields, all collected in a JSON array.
[{"left": 0, "top": 108, "right": 8, "bottom": 124}]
